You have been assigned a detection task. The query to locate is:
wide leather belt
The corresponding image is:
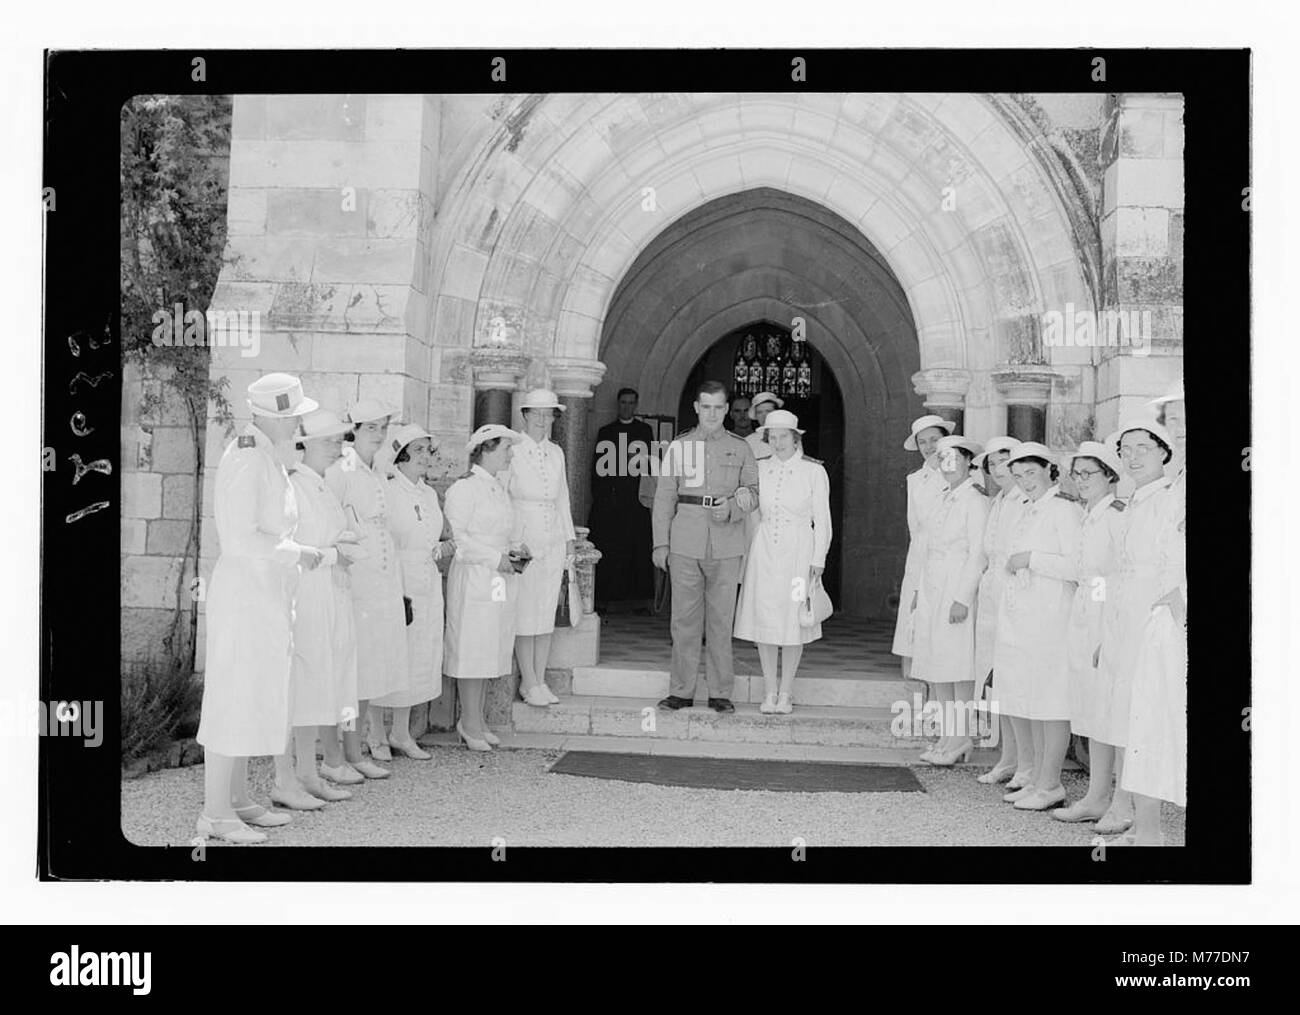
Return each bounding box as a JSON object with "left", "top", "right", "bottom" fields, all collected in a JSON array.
[{"left": 678, "top": 494, "right": 730, "bottom": 507}]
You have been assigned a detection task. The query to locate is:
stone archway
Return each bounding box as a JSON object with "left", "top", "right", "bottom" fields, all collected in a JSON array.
[{"left": 597, "top": 188, "right": 919, "bottom": 617}]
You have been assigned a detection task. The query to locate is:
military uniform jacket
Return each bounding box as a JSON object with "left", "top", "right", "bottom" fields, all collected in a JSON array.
[{"left": 652, "top": 426, "right": 758, "bottom": 560}]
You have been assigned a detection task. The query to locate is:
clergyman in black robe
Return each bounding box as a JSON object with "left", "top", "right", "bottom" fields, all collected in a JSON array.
[{"left": 588, "top": 387, "right": 655, "bottom": 610}]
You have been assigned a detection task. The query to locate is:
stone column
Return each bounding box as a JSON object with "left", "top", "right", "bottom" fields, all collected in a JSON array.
[
  {"left": 993, "top": 367, "right": 1056, "bottom": 443},
  {"left": 911, "top": 367, "right": 972, "bottom": 433},
  {"left": 1094, "top": 92, "right": 1185, "bottom": 435},
  {"left": 548, "top": 357, "right": 607, "bottom": 524},
  {"left": 470, "top": 347, "right": 528, "bottom": 427}
]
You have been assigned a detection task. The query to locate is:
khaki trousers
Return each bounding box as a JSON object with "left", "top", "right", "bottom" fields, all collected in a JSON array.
[{"left": 667, "top": 552, "right": 742, "bottom": 700}]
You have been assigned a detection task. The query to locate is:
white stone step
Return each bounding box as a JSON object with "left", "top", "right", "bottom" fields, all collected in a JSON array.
[
  {"left": 510, "top": 694, "right": 955, "bottom": 750},
  {"left": 570, "top": 666, "right": 908, "bottom": 708}
]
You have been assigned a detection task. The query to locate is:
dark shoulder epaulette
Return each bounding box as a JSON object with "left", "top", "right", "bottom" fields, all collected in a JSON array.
[
  {"left": 803, "top": 455, "right": 823, "bottom": 465},
  {"left": 1109, "top": 499, "right": 1126, "bottom": 512},
  {"left": 237, "top": 435, "right": 256, "bottom": 449},
  {"left": 1057, "top": 490, "right": 1079, "bottom": 503},
  {"left": 725, "top": 429, "right": 747, "bottom": 441}
]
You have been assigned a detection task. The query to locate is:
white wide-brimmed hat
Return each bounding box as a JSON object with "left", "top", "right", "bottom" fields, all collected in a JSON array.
[
  {"left": 374, "top": 423, "right": 434, "bottom": 475},
  {"left": 1148, "top": 377, "right": 1184, "bottom": 407},
  {"left": 936, "top": 434, "right": 983, "bottom": 459},
  {"left": 1110, "top": 417, "right": 1175, "bottom": 453},
  {"left": 347, "top": 399, "right": 399, "bottom": 425},
  {"left": 747, "top": 391, "right": 784, "bottom": 420},
  {"left": 247, "top": 373, "right": 318, "bottom": 418},
  {"left": 467, "top": 424, "right": 522, "bottom": 454},
  {"left": 519, "top": 389, "right": 566, "bottom": 412},
  {"left": 1064, "top": 440, "right": 1122, "bottom": 479},
  {"left": 903, "top": 413, "right": 956, "bottom": 450},
  {"left": 1005, "top": 441, "right": 1057, "bottom": 467},
  {"left": 755, "top": 408, "right": 804, "bottom": 434},
  {"left": 972, "top": 435, "right": 1021, "bottom": 468},
  {"left": 296, "top": 408, "right": 351, "bottom": 441}
]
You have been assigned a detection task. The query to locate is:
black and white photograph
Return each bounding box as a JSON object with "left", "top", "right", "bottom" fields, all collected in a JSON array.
[{"left": 7, "top": 1, "right": 1288, "bottom": 947}]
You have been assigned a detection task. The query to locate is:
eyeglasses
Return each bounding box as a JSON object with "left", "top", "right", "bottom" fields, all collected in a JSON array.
[
  {"left": 1119, "top": 444, "right": 1159, "bottom": 460},
  {"left": 1070, "top": 468, "right": 1105, "bottom": 480}
]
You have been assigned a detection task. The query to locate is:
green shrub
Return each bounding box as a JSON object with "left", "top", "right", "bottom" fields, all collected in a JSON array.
[{"left": 121, "top": 656, "right": 203, "bottom": 762}]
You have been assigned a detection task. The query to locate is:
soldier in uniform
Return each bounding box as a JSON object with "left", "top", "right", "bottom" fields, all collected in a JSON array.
[{"left": 652, "top": 380, "right": 759, "bottom": 712}]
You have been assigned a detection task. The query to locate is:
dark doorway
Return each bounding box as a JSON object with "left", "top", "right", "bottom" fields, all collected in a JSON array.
[{"left": 677, "top": 321, "right": 846, "bottom": 602}]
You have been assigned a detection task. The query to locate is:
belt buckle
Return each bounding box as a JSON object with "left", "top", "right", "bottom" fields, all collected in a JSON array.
[{"left": 702, "top": 495, "right": 721, "bottom": 508}]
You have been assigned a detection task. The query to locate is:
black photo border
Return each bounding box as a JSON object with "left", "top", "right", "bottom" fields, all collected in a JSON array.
[{"left": 40, "top": 48, "right": 1250, "bottom": 883}]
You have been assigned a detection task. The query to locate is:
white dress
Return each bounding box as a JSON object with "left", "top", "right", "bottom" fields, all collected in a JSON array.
[
  {"left": 505, "top": 434, "right": 575, "bottom": 636},
  {"left": 734, "top": 450, "right": 832, "bottom": 646},
  {"left": 197, "top": 425, "right": 302, "bottom": 757},
  {"left": 372, "top": 469, "right": 445, "bottom": 708},
  {"left": 287, "top": 464, "right": 358, "bottom": 727},
  {"left": 444, "top": 465, "right": 519, "bottom": 679},
  {"left": 325, "top": 446, "right": 408, "bottom": 702},
  {"left": 1095, "top": 477, "right": 1177, "bottom": 747},
  {"left": 974, "top": 486, "right": 1028, "bottom": 693},
  {"left": 1029, "top": 493, "right": 1126, "bottom": 741},
  {"left": 1122, "top": 468, "right": 1187, "bottom": 804},
  {"left": 911, "top": 477, "right": 990, "bottom": 684},
  {"left": 891, "top": 462, "right": 948, "bottom": 656},
  {"left": 992, "top": 488, "right": 1083, "bottom": 720}
]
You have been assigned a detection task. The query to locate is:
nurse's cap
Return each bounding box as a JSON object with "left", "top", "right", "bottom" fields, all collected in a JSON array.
[
  {"left": 297, "top": 408, "right": 351, "bottom": 441},
  {"left": 1148, "top": 377, "right": 1184, "bottom": 407},
  {"left": 903, "top": 413, "right": 956, "bottom": 450},
  {"left": 755, "top": 408, "right": 804, "bottom": 434},
  {"left": 1004, "top": 441, "right": 1057, "bottom": 466},
  {"left": 1109, "top": 416, "right": 1175, "bottom": 452},
  {"left": 1063, "top": 440, "right": 1122, "bottom": 478},
  {"left": 935, "top": 434, "right": 983, "bottom": 458},
  {"left": 347, "top": 399, "right": 399, "bottom": 425},
  {"left": 972, "top": 435, "right": 1021, "bottom": 469},
  {"left": 247, "top": 372, "right": 318, "bottom": 418},
  {"left": 466, "top": 424, "right": 523, "bottom": 454},
  {"left": 374, "top": 422, "right": 433, "bottom": 475}
]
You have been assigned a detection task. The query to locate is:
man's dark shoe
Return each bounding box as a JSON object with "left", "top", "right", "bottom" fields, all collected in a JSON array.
[
  {"left": 658, "top": 695, "right": 693, "bottom": 711},
  {"left": 708, "top": 698, "right": 735, "bottom": 713}
]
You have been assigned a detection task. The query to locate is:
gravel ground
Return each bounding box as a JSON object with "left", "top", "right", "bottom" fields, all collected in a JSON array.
[{"left": 121, "top": 747, "right": 1186, "bottom": 848}]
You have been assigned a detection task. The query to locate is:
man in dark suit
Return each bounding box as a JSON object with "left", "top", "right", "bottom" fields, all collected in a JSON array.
[{"left": 588, "top": 387, "right": 656, "bottom": 611}]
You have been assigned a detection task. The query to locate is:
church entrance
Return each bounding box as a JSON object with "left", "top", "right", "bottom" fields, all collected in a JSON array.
[{"left": 676, "top": 321, "right": 845, "bottom": 603}]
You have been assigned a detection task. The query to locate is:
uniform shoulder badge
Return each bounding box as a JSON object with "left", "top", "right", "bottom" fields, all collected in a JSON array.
[
  {"left": 725, "top": 429, "right": 747, "bottom": 441},
  {"left": 237, "top": 434, "right": 256, "bottom": 449},
  {"left": 1057, "top": 490, "right": 1079, "bottom": 503},
  {"left": 1109, "top": 499, "right": 1126, "bottom": 512}
]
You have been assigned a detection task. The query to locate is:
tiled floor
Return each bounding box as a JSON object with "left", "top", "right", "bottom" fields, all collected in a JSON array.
[{"left": 596, "top": 612, "right": 898, "bottom": 680}]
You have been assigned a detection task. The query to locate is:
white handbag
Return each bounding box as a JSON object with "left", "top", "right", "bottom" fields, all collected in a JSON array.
[{"left": 799, "top": 577, "right": 833, "bottom": 628}]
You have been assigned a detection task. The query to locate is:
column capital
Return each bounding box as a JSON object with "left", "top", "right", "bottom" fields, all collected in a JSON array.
[
  {"left": 911, "top": 367, "right": 972, "bottom": 408},
  {"left": 470, "top": 347, "right": 529, "bottom": 392},
  {"left": 991, "top": 365, "right": 1057, "bottom": 405},
  {"left": 548, "top": 356, "right": 607, "bottom": 398}
]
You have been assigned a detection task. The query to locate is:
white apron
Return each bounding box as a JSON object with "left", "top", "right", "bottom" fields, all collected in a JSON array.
[
  {"left": 505, "top": 434, "right": 575, "bottom": 636},
  {"left": 911, "top": 478, "right": 989, "bottom": 684},
  {"left": 734, "top": 450, "right": 832, "bottom": 646},
  {"left": 992, "top": 488, "right": 1083, "bottom": 720},
  {"left": 287, "top": 465, "right": 358, "bottom": 727},
  {"left": 891, "top": 462, "right": 947, "bottom": 656},
  {"left": 444, "top": 466, "right": 519, "bottom": 678},
  {"left": 974, "top": 486, "right": 1028, "bottom": 692},
  {"left": 373, "top": 470, "right": 445, "bottom": 707},
  {"left": 1122, "top": 468, "right": 1186, "bottom": 803},
  {"left": 325, "top": 446, "right": 407, "bottom": 702},
  {"left": 1095, "top": 476, "right": 1178, "bottom": 747},
  {"left": 197, "top": 425, "right": 302, "bottom": 757}
]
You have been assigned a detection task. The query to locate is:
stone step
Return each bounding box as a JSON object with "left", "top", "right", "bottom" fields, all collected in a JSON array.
[
  {"left": 569, "top": 666, "right": 909, "bottom": 708},
  {"left": 421, "top": 729, "right": 1001, "bottom": 767},
  {"left": 510, "top": 694, "right": 964, "bottom": 750}
]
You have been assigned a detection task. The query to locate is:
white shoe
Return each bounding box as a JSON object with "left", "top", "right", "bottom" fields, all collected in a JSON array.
[
  {"left": 541, "top": 684, "right": 560, "bottom": 704},
  {"left": 522, "top": 685, "right": 551, "bottom": 707},
  {"left": 319, "top": 762, "right": 365, "bottom": 785},
  {"left": 775, "top": 693, "right": 793, "bottom": 714},
  {"left": 481, "top": 727, "right": 502, "bottom": 746},
  {"left": 759, "top": 694, "right": 778, "bottom": 714}
]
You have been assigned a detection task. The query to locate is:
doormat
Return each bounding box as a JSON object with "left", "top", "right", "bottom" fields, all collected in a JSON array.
[{"left": 548, "top": 751, "right": 924, "bottom": 793}]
